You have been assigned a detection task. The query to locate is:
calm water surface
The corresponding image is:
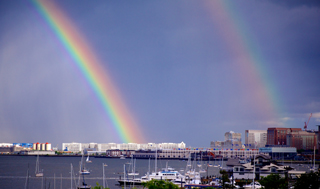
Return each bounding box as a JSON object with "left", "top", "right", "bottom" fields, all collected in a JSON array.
[{"left": 0, "top": 156, "right": 222, "bottom": 189}]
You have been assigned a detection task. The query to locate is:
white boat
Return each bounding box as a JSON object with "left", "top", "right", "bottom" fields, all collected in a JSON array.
[
  {"left": 35, "top": 154, "right": 43, "bottom": 177},
  {"left": 210, "top": 178, "right": 221, "bottom": 186},
  {"left": 243, "top": 181, "right": 262, "bottom": 189},
  {"left": 86, "top": 155, "right": 92, "bottom": 163},
  {"left": 310, "top": 146, "right": 316, "bottom": 171},
  {"left": 77, "top": 182, "right": 91, "bottom": 189},
  {"left": 80, "top": 153, "right": 90, "bottom": 175},
  {"left": 77, "top": 158, "right": 91, "bottom": 189},
  {"left": 184, "top": 154, "right": 202, "bottom": 185},
  {"left": 120, "top": 155, "right": 126, "bottom": 159},
  {"left": 186, "top": 171, "right": 201, "bottom": 184},
  {"left": 119, "top": 163, "right": 185, "bottom": 185},
  {"left": 128, "top": 157, "right": 139, "bottom": 176},
  {"left": 141, "top": 167, "right": 186, "bottom": 182}
]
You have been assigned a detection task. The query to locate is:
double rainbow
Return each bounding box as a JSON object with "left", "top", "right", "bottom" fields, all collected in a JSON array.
[
  {"left": 33, "top": 0, "right": 144, "bottom": 143},
  {"left": 203, "top": 1, "right": 281, "bottom": 121}
]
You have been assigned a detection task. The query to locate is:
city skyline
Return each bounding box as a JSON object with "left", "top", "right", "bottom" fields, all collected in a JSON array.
[{"left": 0, "top": 0, "right": 320, "bottom": 147}]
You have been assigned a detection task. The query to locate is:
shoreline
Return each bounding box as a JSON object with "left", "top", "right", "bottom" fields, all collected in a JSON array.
[{"left": 0, "top": 154, "right": 318, "bottom": 164}]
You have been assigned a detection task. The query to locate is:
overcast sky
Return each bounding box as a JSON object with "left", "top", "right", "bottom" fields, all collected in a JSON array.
[{"left": 0, "top": 0, "right": 319, "bottom": 148}]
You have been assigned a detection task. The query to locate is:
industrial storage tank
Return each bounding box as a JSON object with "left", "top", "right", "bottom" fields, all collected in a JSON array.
[
  {"left": 45, "top": 143, "right": 51, "bottom": 151},
  {"left": 33, "top": 143, "right": 37, "bottom": 150},
  {"left": 41, "top": 143, "right": 46, "bottom": 151},
  {"left": 36, "top": 143, "right": 41, "bottom": 150}
]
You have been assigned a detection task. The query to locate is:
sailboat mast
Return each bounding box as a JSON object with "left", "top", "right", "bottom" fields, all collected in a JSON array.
[
  {"left": 148, "top": 158, "right": 150, "bottom": 179},
  {"left": 70, "top": 164, "right": 72, "bottom": 189},
  {"left": 155, "top": 147, "right": 157, "bottom": 173},
  {"left": 314, "top": 146, "right": 316, "bottom": 169}
]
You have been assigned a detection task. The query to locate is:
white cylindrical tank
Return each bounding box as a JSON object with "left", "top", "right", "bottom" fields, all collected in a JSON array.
[
  {"left": 45, "top": 143, "right": 51, "bottom": 151},
  {"left": 41, "top": 143, "right": 46, "bottom": 151},
  {"left": 33, "top": 143, "right": 37, "bottom": 150},
  {"left": 36, "top": 143, "right": 41, "bottom": 150}
]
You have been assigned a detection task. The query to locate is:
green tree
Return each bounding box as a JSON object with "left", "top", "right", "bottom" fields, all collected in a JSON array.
[
  {"left": 142, "top": 180, "right": 179, "bottom": 189},
  {"left": 294, "top": 170, "right": 320, "bottom": 189},
  {"left": 259, "top": 174, "right": 287, "bottom": 189},
  {"left": 93, "top": 182, "right": 110, "bottom": 189},
  {"left": 219, "top": 170, "right": 230, "bottom": 189}
]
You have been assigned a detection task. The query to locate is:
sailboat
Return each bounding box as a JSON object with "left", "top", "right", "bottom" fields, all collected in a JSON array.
[
  {"left": 35, "top": 154, "right": 43, "bottom": 177},
  {"left": 128, "top": 157, "right": 139, "bottom": 176},
  {"left": 80, "top": 153, "right": 90, "bottom": 175},
  {"left": 77, "top": 163, "right": 91, "bottom": 189},
  {"left": 310, "top": 146, "right": 316, "bottom": 171},
  {"left": 86, "top": 154, "right": 92, "bottom": 163},
  {"left": 207, "top": 155, "right": 213, "bottom": 167},
  {"left": 199, "top": 153, "right": 206, "bottom": 173}
]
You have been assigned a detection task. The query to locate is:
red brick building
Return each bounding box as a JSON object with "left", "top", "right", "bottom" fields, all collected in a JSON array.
[
  {"left": 286, "top": 131, "right": 318, "bottom": 150},
  {"left": 267, "top": 128, "right": 302, "bottom": 146}
]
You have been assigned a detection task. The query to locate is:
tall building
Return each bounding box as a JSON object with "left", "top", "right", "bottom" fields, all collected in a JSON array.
[
  {"left": 245, "top": 130, "right": 267, "bottom": 148},
  {"left": 287, "top": 131, "right": 318, "bottom": 150},
  {"left": 225, "top": 131, "right": 241, "bottom": 141},
  {"left": 210, "top": 131, "right": 242, "bottom": 149},
  {"left": 224, "top": 131, "right": 242, "bottom": 149},
  {"left": 267, "top": 128, "right": 301, "bottom": 146}
]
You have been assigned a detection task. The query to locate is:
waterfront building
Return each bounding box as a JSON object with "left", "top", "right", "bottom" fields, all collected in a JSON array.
[
  {"left": 245, "top": 130, "right": 267, "bottom": 148},
  {"left": 259, "top": 147, "right": 297, "bottom": 159},
  {"left": 0, "top": 143, "right": 13, "bottom": 147},
  {"left": 286, "top": 131, "right": 318, "bottom": 150},
  {"left": 20, "top": 150, "right": 55, "bottom": 155},
  {"left": 63, "top": 142, "right": 186, "bottom": 153},
  {"left": 106, "top": 148, "right": 259, "bottom": 159},
  {"left": 267, "top": 128, "right": 302, "bottom": 145},
  {"left": 267, "top": 127, "right": 318, "bottom": 150},
  {"left": 0, "top": 145, "right": 27, "bottom": 154},
  {"left": 62, "top": 142, "right": 81, "bottom": 152},
  {"left": 81, "top": 143, "right": 98, "bottom": 150},
  {"left": 13, "top": 143, "right": 33, "bottom": 149},
  {"left": 227, "top": 154, "right": 296, "bottom": 180}
]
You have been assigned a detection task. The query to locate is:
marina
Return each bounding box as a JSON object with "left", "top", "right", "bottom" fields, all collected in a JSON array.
[
  {"left": 0, "top": 154, "right": 317, "bottom": 188},
  {"left": 0, "top": 155, "right": 222, "bottom": 188}
]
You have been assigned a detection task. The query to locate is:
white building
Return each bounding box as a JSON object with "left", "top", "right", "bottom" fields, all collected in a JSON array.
[
  {"left": 245, "top": 130, "right": 267, "bottom": 148},
  {"left": 62, "top": 142, "right": 81, "bottom": 152},
  {"left": 229, "top": 154, "right": 291, "bottom": 180},
  {"left": 62, "top": 142, "right": 186, "bottom": 153},
  {"left": 0, "top": 143, "right": 13, "bottom": 147}
]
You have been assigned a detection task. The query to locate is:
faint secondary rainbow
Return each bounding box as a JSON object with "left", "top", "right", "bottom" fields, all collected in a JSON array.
[
  {"left": 33, "top": 0, "right": 144, "bottom": 143},
  {"left": 203, "top": 1, "right": 282, "bottom": 122}
]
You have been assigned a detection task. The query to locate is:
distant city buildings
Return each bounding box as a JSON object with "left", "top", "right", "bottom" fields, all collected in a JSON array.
[
  {"left": 0, "top": 142, "right": 52, "bottom": 154},
  {"left": 266, "top": 127, "right": 318, "bottom": 150},
  {"left": 267, "top": 128, "right": 302, "bottom": 146},
  {"left": 210, "top": 131, "right": 242, "bottom": 149},
  {"left": 245, "top": 130, "right": 267, "bottom": 148},
  {"left": 286, "top": 130, "right": 318, "bottom": 150}
]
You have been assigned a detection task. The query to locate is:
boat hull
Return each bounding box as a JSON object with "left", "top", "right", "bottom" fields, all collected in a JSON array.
[
  {"left": 118, "top": 180, "right": 143, "bottom": 185},
  {"left": 35, "top": 173, "right": 43, "bottom": 177}
]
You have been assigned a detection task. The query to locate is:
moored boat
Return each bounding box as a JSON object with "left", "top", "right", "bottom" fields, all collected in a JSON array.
[{"left": 35, "top": 154, "right": 43, "bottom": 177}]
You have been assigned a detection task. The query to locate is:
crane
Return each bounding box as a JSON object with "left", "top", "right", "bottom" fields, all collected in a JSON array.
[{"left": 304, "top": 113, "right": 312, "bottom": 131}]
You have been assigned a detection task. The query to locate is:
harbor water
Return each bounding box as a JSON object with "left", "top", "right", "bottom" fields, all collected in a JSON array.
[{"left": 0, "top": 155, "right": 222, "bottom": 189}]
